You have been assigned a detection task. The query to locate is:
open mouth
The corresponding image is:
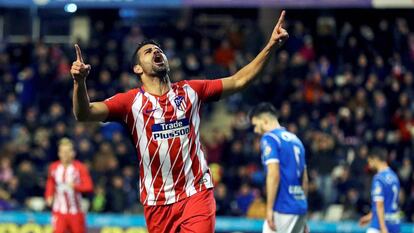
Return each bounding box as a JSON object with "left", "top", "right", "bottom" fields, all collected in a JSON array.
[{"left": 153, "top": 54, "right": 164, "bottom": 65}]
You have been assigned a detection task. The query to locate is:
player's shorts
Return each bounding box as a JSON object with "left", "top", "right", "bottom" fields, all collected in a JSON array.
[
  {"left": 366, "top": 228, "right": 380, "bottom": 233},
  {"left": 144, "top": 188, "right": 216, "bottom": 233},
  {"left": 263, "top": 212, "right": 307, "bottom": 233},
  {"left": 52, "top": 212, "right": 85, "bottom": 233},
  {"left": 366, "top": 227, "right": 400, "bottom": 233}
]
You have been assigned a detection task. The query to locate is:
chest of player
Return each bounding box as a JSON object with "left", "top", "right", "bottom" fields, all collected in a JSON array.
[
  {"left": 141, "top": 95, "right": 189, "bottom": 119},
  {"left": 135, "top": 92, "right": 196, "bottom": 141},
  {"left": 52, "top": 165, "right": 80, "bottom": 185}
]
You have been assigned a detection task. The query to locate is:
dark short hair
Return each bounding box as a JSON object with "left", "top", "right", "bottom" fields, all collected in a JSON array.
[
  {"left": 249, "top": 102, "right": 278, "bottom": 120},
  {"left": 368, "top": 147, "right": 388, "bottom": 161},
  {"left": 131, "top": 39, "right": 161, "bottom": 69}
]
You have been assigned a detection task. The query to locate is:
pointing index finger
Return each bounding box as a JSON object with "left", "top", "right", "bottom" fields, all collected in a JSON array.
[
  {"left": 75, "top": 44, "right": 84, "bottom": 63},
  {"left": 276, "top": 10, "right": 286, "bottom": 29}
]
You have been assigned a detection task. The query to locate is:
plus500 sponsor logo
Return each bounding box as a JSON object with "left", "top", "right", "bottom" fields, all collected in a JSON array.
[{"left": 152, "top": 119, "right": 190, "bottom": 140}]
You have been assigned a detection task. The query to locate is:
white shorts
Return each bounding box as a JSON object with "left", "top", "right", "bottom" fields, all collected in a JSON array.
[
  {"left": 366, "top": 228, "right": 380, "bottom": 233},
  {"left": 263, "top": 212, "right": 307, "bottom": 233}
]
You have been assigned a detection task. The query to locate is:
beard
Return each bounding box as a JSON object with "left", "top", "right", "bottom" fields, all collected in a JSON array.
[{"left": 152, "top": 62, "right": 170, "bottom": 77}]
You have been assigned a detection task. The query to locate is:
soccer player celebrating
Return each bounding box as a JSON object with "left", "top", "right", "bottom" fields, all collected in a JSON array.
[
  {"left": 359, "top": 148, "right": 401, "bottom": 233},
  {"left": 70, "top": 11, "right": 289, "bottom": 233},
  {"left": 45, "top": 138, "right": 94, "bottom": 233},
  {"left": 250, "top": 103, "right": 308, "bottom": 233}
]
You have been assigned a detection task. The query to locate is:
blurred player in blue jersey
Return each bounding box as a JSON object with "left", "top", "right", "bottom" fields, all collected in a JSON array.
[
  {"left": 250, "top": 103, "right": 308, "bottom": 233},
  {"left": 359, "top": 148, "right": 401, "bottom": 233}
]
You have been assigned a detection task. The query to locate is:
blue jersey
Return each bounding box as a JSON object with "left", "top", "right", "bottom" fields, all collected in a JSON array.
[
  {"left": 370, "top": 168, "right": 401, "bottom": 233},
  {"left": 260, "top": 127, "right": 307, "bottom": 215}
]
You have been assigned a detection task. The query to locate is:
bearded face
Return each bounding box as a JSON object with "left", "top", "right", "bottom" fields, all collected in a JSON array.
[{"left": 135, "top": 44, "right": 170, "bottom": 77}]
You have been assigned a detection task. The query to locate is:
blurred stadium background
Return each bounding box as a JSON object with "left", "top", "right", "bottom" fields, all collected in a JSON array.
[{"left": 1, "top": 0, "right": 414, "bottom": 232}]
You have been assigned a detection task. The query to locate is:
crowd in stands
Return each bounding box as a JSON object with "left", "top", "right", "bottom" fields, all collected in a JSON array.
[{"left": 1, "top": 9, "right": 414, "bottom": 222}]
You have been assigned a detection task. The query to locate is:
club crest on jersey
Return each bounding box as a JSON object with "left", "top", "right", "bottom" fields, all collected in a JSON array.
[
  {"left": 264, "top": 145, "right": 272, "bottom": 157},
  {"left": 374, "top": 183, "right": 382, "bottom": 195},
  {"left": 174, "top": 96, "right": 186, "bottom": 111}
]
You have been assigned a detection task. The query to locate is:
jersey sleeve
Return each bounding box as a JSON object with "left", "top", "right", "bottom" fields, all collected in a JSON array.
[
  {"left": 187, "top": 79, "right": 223, "bottom": 102},
  {"left": 372, "top": 177, "right": 384, "bottom": 202},
  {"left": 261, "top": 134, "right": 281, "bottom": 164},
  {"left": 300, "top": 143, "right": 307, "bottom": 168},
  {"left": 103, "top": 92, "right": 132, "bottom": 122},
  {"left": 74, "top": 162, "right": 94, "bottom": 193}
]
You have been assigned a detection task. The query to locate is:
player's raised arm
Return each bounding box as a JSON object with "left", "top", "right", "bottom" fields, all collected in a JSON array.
[
  {"left": 71, "top": 44, "right": 109, "bottom": 122},
  {"left": 220, "top": 10, "right": 288, "bottom": 97}
]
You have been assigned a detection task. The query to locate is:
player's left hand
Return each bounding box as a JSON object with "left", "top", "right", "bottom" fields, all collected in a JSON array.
[
  {"left": 266, "top": 209, "right": 276, "bottom": 231},
  {"left": 269, "top": 10, "right": 289, "bottom": 48}
]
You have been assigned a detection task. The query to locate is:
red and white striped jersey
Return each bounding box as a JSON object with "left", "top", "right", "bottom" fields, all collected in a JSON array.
[
  {"left": 103, "top": 79, "right": 223, "bottom": 206},
  {"left": 45, "top": 160, "right": 93, "bottom": 214}
]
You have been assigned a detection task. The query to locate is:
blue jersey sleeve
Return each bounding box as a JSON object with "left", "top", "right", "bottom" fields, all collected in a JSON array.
[
  {"left": 372, "top": 177, "right": 384, "bottom": 202},
  {"left": 261, "top": 134, "right": 281, "bottom": 164}
]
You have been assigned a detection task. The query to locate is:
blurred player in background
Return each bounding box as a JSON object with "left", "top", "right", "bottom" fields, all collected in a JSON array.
[
  {"left": 250, "top": 103, "right": 308, "bottom": 233},
  {"left": 70, "top": 10, "right": 288, "bottom": 233},
  {"left": 359, "top": 148, "right": 401, "bottom": 233},
  {"left": 45, "top": 138, "right": 94, "bottom": 233}
]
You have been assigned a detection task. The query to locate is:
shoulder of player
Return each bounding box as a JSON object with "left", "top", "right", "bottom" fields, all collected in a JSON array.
[
  {"left": 383, "top": 169, "right": 400, "bottom": 183},
  {"left": 177, "top": 79, "right": 213, "bottom": 88},
  {"left": 174, "top": 80, "right": 195, "bottom": 89},
  {"left": 107, "top": 88, "right": 140, "bottom": 100},
  {"left": 388, "top": 168, "right": 399, "bottom": 177},
  {"left": 49, "top": 161, "right": 60, "bottom": 169},
  {"left": 262, "top": 132, "right": 281, "bottom": 145},
  {"left": 171, "top": 80, "right": 186, "bottom": 85},
  {"left": 122, "top": 88, "right": 140, "bottom": 98},
  {"left": 373, "top": 173, "right": 387, "bottom": 185}
]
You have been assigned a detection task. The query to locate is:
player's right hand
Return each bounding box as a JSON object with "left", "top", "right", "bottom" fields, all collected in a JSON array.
[
  {"left": 71, "top": 44, "right": 91, "bottom": 82},
  {"left": 46, "top": 197, "right": 53, "bottom": 207},
  {"left": 358, "top": 214, "right": 370, "bottom": 226},
  {"left": 266, "top": 209, "right": 276, "bottom": 231}
]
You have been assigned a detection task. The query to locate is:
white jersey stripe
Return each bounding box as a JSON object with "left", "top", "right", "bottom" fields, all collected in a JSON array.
[
  {"left": 183, "top": 85, "right": 199, "bottom": 196},
  {"left": 61, "top": 167, "right": 69, "bottom": 214},
  {"left": 136, "top": 96, "right": 151, "bottom": 149},
  {"left": 159, "top": 91, "right": 185, "bottom": 204},
  {"left": 66, "top": 165, "right": 78, "bottom": 214},
  {"left": 153, "top": 93, "right": 177, "bottom": 204},
  {"left": 142, "top": 94, "right": 173, "bottom": 205},
  {"left": 130, "top": 93, "right": 146, "bottom": 196},
  {"left": 145, "top": 95, "right": 172, "bottom": 204},
  {"left": 53, "top": 165, "right": 64, "bottom": 212},
  {"left": 133, "top": 94, "right": 155, "bottom": 205},
  {"left": 130, "top": 92, "right": 143, "bottom": 136},
  {"left": 135, "top": 93, "right": 149, "bottom": 187},
  {"left": 185, "top": 85, "right": 213, "bottom": 191},
  {"left": 166, "top": 86, "right": 191, "bottom": 201}
]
